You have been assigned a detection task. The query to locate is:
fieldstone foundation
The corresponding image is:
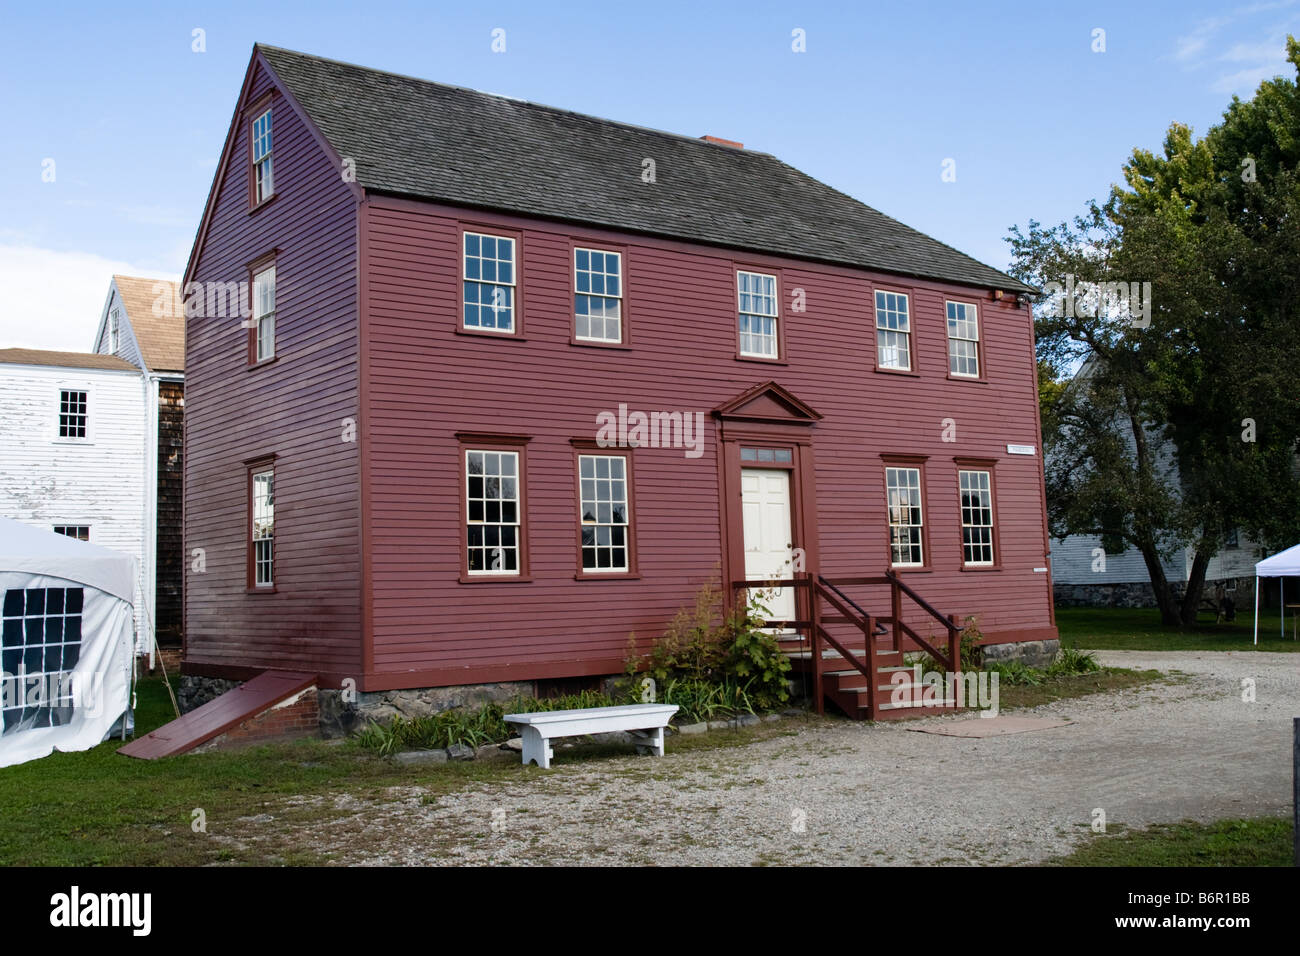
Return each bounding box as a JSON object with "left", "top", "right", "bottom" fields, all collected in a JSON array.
[
  {"left": 318, "top": 680, "right": 536, "bottom": 738},
  {"left": 178, "top": 675, "right": 242, "bottom": 713},
  {"left": 980, "top": 639, "right": 1060, "bottom": 669}
]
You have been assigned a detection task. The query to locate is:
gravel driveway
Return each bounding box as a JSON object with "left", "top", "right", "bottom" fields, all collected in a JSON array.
[{"left": 257, "top": 650, "right": 1298, "bottom": 865}]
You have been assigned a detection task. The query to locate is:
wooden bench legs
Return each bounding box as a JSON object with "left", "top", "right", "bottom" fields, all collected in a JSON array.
[
  {"left": 518, "top": 725, "right": 554, "bottom": 770},
  {"left": 517, "top": 724, "right": 666, "bottom": 768}
]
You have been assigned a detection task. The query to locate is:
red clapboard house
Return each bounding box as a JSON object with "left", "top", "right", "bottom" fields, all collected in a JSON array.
[{"left": 178, "top": 45, "right": 1056, "bottom": 728}]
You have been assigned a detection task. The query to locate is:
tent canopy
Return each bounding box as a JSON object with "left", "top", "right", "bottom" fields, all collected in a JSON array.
[
  {"left": 1255, "top": 542, "right": 1300, "bottom": 577},
  {"left": 0, "top": 517, "right": 136, "bottom": 601}
]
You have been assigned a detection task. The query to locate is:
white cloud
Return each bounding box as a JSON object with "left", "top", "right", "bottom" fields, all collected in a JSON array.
[{"left": 0, "top": 245, "right": 180, "bottom": 352}]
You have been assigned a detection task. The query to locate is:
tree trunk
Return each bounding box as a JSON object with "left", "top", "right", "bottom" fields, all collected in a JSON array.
[
  {"left": 1179, "top": 544, "right": 1214, "bottom": 630},
  {"left": 1136, "top": 543, "right": 1183, "bottom": 626}
]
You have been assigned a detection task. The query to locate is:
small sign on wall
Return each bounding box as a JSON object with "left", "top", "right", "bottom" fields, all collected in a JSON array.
[{"left": 1007, "top": 444, "right": 1036, "bottom": 456}]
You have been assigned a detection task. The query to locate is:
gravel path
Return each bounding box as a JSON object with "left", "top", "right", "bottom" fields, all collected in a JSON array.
[{"left": 258, "top": 651, "right": 1299, "bottom": 865}]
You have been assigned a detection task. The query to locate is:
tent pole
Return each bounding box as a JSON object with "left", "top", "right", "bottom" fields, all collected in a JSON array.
[
  {"left": 1282, "top": 578, "right": 1286, "bottom": 640},
  {"left": 1254, "top": 578, "right": 1260, "bottom": 646}
]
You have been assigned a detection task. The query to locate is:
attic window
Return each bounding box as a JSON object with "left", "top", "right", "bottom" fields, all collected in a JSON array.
[
  {"left": 109, "top": 308, "right": 120, "bottom": 353},
  {"left": 251, "top": 108, "right": 274, "bottom": 204}
]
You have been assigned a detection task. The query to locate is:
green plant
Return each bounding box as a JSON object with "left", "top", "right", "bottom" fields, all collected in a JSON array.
[
  {"left": 1047, "top": 645, "right": 1101, "bottom": 677},
  {"left": 623, "top": 581, "right": 791, "bottom": 716},
  {"left": 957, "top": 616, "right": 984, "bottom": 669},
  {"left": 983, "top": 659, "right": 1045, "bottom": 686}
]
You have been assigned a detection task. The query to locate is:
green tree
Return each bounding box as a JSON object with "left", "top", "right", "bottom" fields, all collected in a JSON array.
[{"left": 1010, "top": 39, "right": 1300, "bottom": 627}]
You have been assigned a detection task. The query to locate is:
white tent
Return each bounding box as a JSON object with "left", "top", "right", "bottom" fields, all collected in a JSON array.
[
  {"left": 0, "top": 517, "right": 135, "bottom": 767},
  {"left": 1252, "top": 542, "right": 1300, "bottom": 645}
]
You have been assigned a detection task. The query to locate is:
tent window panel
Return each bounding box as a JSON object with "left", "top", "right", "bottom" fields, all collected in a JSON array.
[{"left": 1, "top": 586, "right": 84, "bottom": 734}]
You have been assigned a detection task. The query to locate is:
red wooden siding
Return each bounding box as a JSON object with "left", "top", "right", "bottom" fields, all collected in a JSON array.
[
  {"left": 183, "top": 61, "right": 361, "bottom": 681},
  {"left": 360, "top": 195, "right": 1055, "bottom": 689}
]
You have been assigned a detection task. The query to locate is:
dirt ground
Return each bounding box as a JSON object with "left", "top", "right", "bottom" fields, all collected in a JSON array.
[{"left": 223, "top": 650, "right": 1298, "bottom": 865}]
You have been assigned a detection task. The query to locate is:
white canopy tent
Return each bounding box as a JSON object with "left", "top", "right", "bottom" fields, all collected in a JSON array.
[
  {"left": 0, "top": 517, "right": 135, "bottom": 767},
  {"left": 1252, "top": 542, "right": 1300, "bottom": 645}
]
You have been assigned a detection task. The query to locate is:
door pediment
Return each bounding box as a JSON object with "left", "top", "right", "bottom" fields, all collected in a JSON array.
[{"left": 712, "top": 381, "right": 822, "bottom": 425}]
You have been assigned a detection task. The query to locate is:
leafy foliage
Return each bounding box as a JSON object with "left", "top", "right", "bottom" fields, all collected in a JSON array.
[{"left": 1007, "top": 38, "right": 1300, "bottom": 627}]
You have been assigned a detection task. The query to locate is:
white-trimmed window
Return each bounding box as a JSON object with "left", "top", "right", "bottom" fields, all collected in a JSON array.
[
  {"left": 886, "top": 466, "right": 924, "bottom": 566},
  {"left": 579, "top": 454, "right": 629, "bottom": 572},
  {"left": 109, "top": 308, "right": 120, "bottom": 353},
  {"left": 58, "top": 389, "right": 87, "bottom": 439},
  {"left": 252, "top": 108, "right": 274, "bottom": 203},
  {"left": 959, "top": 470, "right": 994, "bottom": 565},
  {"left": 466, "top": 450, "right": 520, "bottom": 574},
  {"left": 947, "top": 301, "right": 980, "bottom": 377},
  {"left": 251, "top": 467, "right": 274, "bottom": 587},
  {"left": 575, "top": 248, "right": 622, "bottom": 342},
  {"left": 463, "top": 232, "right": 516, "bottom": 333},
  {"left": 253, "top": 265, "right": 275, "bottom": 362},
  {"left": 875, "top": 291, "right": 911, "bottom": 370},
  {"left": 53, "top": 525, "right": 90, "bottom": 541},
  {"left": 738, "top": 271, "right": 778, "bottom": 358}
]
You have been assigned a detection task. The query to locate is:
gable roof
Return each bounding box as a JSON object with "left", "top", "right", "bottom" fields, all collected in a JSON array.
[
  {"left": 255, "top": 45, "right": 1034, "bottom": 295},
  {"left": 0, "top": 348, "right": 138, "bottom": 373},
  {"left": 111, "top": 275, "right": 185, "bottom": 372}
]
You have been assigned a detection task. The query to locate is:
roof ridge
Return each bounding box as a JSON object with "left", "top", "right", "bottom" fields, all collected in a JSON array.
[{"left": 255, "top": 44, "right": 777, "bottom": 159}]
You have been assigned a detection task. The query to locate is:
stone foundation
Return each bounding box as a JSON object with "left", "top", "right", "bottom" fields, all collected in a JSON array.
[
  {"left": 1053, "top": 576, "right": 1256, "bottom": 610},
  {"left": 318, "top": 680, "right": 537, "bottom": 738},
  {"left": 178, "top": 675, "right": 242, "bottom": 713},
  {"left": 980, "top": 639, "right": 1060, "bottom": 669}
]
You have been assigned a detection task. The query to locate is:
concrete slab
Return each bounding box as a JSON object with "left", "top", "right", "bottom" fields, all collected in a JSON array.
[{"left": 907, "top": 716, "right": 1073, "bottom": 738}]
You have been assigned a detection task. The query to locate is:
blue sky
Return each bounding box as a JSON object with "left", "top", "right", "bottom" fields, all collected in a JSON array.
[{"left": 1, "top": 0, "right": 1297, "bottom": 350}]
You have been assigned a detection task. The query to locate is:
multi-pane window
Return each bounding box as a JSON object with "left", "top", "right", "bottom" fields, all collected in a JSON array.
[
  {"left": 947, "top": 301, "right": 980, "bottom": 377},
  {"left": 875, "top": 291, "right": 912, "bottom": 370},
  {"left": 466, "top": 450, "right": 520, "bottom": 574},
  {"left": 251, "top": 467, "right": 274, "bottom": 587},
  {"left": 574, "top": 248, "right": 623, "bottom": 343},
  {"left": 959, "top": 470, "right": 994, "bottom": 566},
  {"left": 253, "top": 265, "right": 275, "bottom": 362},
  {"left": 252, "top": 108, "right": 273, "bottom": 203},
  {"left": 740, "top": 447, "right": 793, "bottom": 464},
  {"left": 886, "top": 466, "right": 924, "bottom": 566},
  {"left": 463, "top": 232, "right": 516, "bottom": 333},
  {"left": 109, "top": 308, "right": 120, "bottom": 353},
  {"left": 579, "top": 454, "right": 629, "bottom": 572},
  {"left": 738, "top": 271, "right": 778, "bottom": 358},
  {"left": 58, "top": 390, "right": 87, "bottom": 439},
  {"left": 53, "top": 526, "right": 89, "bottom": 541},
  {"left": 2, "top": 586, "right": 83, "bottom": 732}
]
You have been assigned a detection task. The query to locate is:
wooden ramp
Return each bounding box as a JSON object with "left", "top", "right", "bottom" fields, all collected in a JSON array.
[{"left": 119, "top": 671, "right": 316, "bottom": 759}]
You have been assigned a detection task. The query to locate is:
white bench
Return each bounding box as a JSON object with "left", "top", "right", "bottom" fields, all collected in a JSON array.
[{"left": 503, "top": 703, "right": 679, "bottom": 769}]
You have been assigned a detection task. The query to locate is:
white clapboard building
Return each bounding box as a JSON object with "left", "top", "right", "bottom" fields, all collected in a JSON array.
[{"left": 0, "top": 276, "right": 184, "bottom": 659}]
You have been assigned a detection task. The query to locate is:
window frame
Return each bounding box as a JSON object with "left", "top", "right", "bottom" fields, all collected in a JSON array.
[
  {"left": 882, "top": 456, "right": 929, "bottom": 570},
  {"left": 873, "top": 288, "right": 916, "bottom": 374},
  {"left": 571, "top": 440, "right": 638, "bottom": 579},
  {"left": 246, "top": 458, "right": 276, "bottom": 592},
  {"left": 108, "top": 307, "right": 120, "bottom": 354},
  {"left": 248, "top": 98, "right": 275, "bottom": 209},
  {"left": 735, "top": 266, "right": 783, "bottom": 362},
  {"left": 955, "top": 462, "right": 999, "bottom": 569},
  {"left": 945, "top": 300, "right": 985, "bottom": 381},
  {"left": 54, "top": 386, "right": 91, "bottom": 443},
  {"left": 458, "top": 225, "right": 524, "bottom": 339},
  {"left": 570, "top": 241, "right": 630, "bottom": 347},
  {"left": 247, "top": 252, "right": 277, "bottom": 366},
  {"left": 456, "top": 433, "right": 531, "bottom": 582},
  {"left": 52, "top": 525, "right": 90, "bottom": 542}
]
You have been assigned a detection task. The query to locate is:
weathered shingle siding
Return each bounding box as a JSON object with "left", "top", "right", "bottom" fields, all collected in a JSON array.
[
  {"left": 361, "top": 197, "right": 1054, "bottom": 685},
  {"left": 183, "top": 61, "right": 361, "bottom": 679},
  {"left": 0, "top": 364, "right": 150, "bottom": 650}
]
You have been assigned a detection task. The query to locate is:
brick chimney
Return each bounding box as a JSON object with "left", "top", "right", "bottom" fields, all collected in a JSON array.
[{"left": 700, "top": 135, "right": 743, "bottom": 149}]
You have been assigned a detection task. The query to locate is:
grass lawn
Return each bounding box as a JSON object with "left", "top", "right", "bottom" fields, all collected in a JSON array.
[
  {"left": 1056, "top": 606, "right": 1300, "bottom": 652},
  {"left": 994, "top": 667, "right": 1165, "bottom": 709},
  {"left": 0, "top": 676, "right": 804, "bottom": 866},
  {"left": 1052, "top": 817, "right": 1295, "bottom": 866}
]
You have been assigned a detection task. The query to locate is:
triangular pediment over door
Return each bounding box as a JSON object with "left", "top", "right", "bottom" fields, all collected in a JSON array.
[{"left": 712, "top": 381, "right": 822, "bottom": 426}]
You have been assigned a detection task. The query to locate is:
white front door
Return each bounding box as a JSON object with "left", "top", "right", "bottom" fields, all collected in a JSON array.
[{"left": 741, "top": 468, "right": 796, "bottom": 624}]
